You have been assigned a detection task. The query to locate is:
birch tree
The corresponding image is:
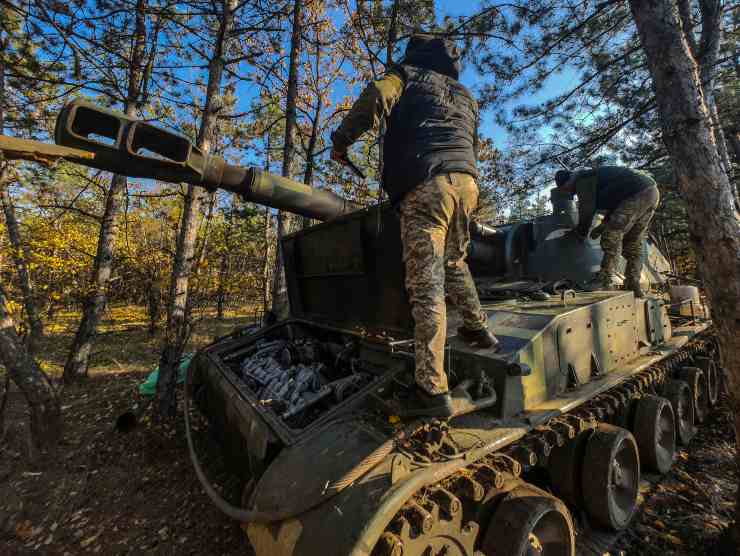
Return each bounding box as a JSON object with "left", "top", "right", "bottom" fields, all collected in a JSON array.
[
  {"left": 155, "top": 0, "right": 242, "bottom": 420},
  {"left": 0, "top": 7, "right": 53, "bottom": 352},
  {"left": 270, "top": 0, "right": 304, "bottom": 320},
  {"left": 58, "top": 0, "right": 163, "bottom": 382}
]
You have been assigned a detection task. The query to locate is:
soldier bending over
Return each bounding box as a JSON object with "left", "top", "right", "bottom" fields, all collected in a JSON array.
[
  {"left": 554, "top": 166, "right": 660, "bottom": 297},
  {"left": 331, "top": 34, "right": 499, "bottom": 417}
]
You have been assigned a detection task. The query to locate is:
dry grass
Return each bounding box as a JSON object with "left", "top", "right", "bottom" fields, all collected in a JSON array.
[{"left": 35, "top": 304, "right": 261, "bottom": 379}]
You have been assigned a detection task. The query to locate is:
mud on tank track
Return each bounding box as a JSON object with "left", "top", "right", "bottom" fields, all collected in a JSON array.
[{"left": 370, "top": 331, "right": 725, "bottom": 556}]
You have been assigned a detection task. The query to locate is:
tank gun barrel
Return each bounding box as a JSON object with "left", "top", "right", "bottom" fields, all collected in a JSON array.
[{"left": 0, "top": 100, "right": 358, "bottom": 222}]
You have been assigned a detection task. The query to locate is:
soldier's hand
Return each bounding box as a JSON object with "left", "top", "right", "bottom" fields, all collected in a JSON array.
[
  {"left": 570, "top": 228, "right": 587, "bottom": 243},
  {"left": 590, "top": 223, "right": 605, "bottom": 239}
]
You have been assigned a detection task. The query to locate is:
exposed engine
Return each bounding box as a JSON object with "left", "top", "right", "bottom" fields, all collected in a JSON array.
[{"left": 228, "top": 338, "right": 373, "bottom": 429}]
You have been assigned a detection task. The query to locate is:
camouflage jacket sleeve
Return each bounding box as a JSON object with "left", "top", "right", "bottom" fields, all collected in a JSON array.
[
  {"left": 330, "top": 69, "right": 405, "bottom": 151},
  {"left": 572, "top": 169, "right": 599, "bottom": 237}
]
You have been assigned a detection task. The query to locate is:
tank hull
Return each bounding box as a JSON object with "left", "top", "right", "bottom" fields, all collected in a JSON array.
[{"left": 192, "top": 291, "right": 714, "bottom": 556}]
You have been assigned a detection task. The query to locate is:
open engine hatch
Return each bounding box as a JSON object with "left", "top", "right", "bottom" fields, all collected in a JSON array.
[{"left": 195, "top": 319, "right": 410, "bottom": 446}]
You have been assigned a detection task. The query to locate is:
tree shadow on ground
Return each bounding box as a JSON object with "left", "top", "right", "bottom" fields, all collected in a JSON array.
[{"left": 0, "top": 367, "right": 251, "bottom": 555}]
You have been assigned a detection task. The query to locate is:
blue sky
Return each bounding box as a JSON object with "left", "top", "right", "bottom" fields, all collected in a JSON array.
[
  {"left": 435, "top": 0, "right": 579, "bottom": 149},
  {"left": 22, "top": 1, "right": 579, "bottom": 196}
]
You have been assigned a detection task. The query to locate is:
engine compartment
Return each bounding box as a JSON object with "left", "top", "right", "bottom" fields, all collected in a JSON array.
[
  {"left": 225, "top": 336, "right": 374, "bottom": 429},
  {"left": 199, "top": 321, "right": 410, "bottom": 444}
]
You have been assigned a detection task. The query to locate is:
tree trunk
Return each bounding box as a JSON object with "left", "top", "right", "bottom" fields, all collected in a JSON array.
[
  {"left": 195, "top": 191, "right": 217, "bottom": 270},
  {"left": 729, "top": 130, "right": 740, "bottom": 167},
  {"left": 695, "top": 0, "right": 732, "bottom": 177},
  {"left": 0, "top": 48, "right": 43, "bottom": 353},
  {"left": 216, "top": 195, "right": 236, "bottom": 320},
  {"left": 0, "top": 371, "right": 9, "bottom": 437},
  {"left": 271, "top": 0, "right": 303, "bottom": 320},
  {"left": 156, "top": 184, "right": 201, "bottom": 419},
  {"left": 0, "top": 173, "right": 44, "bottom": 356},
  {"left": 629, "top": 0, "right": 740, "bottom": 546},
  {"left": 300, "top": 101, "right": 321, "bottom": 230},
  {"left": 155, "top": 0, "right": 237, "bottom": 421},
  {"left": 63, "top": 0, "right": 149, "bottom": 383},
  {"left": 146, "top": 277, "right": 161, "bottom": 335},
  {"left": 261, "top": 133, "right": 273, "bottom": 316},
  {"left": 63, "top": 172, "right": 127, "bottom": 382},
  {"left": 301, "top": 23, "right": 323, "bottom": 230},
  {"left": 0, "top": 283, "right": 61, "bottom": 452},
  {"left": 262, "top": 206, "right": 273, "bottom": 316},
  {"left": 727, "top": 129, "right": 740, "bottom": 202}
]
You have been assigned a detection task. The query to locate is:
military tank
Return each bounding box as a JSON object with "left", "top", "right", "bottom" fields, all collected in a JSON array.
[{"left": 0, "top": 100, "right": 721, "bottom": 556}]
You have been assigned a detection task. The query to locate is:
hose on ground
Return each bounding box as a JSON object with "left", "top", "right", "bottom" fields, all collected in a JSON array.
[
  {"left": 184, "top": 357, "right": 427, "bottom": 522},
  {"left": 184, "top": 358, "right": 287, "bottom": 523}
]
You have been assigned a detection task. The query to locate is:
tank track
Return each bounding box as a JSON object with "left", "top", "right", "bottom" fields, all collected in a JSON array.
[{"left": 371, "top": 331, "right": 718, "bottom": 556}]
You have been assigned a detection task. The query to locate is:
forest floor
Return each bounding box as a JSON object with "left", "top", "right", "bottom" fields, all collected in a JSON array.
[{"left": 0, "top": 305, "right": 737, "bottom": 555}]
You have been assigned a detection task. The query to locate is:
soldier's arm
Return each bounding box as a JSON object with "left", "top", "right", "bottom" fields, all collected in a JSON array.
[
  {"left": 331, "top": 69, "right": 405, "bottom": 152},
  {"left": 572, "top": 169, "right": 599, "bottom": 237}
]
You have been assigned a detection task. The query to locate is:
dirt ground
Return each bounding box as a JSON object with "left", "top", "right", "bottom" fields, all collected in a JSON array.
[
  {"left": 614, "top": 402, "right": 736, "bottom": 556},
  {"left": 0, "top": 305, "right": 737, "bottom": 555},
  {"left": 1, "top": 306, "right": 254, "bottom": 555}
]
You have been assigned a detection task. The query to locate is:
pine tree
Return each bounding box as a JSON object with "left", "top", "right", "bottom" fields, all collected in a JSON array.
[{"left": 629, "top": 1, "right": 740, "bottom": 545}]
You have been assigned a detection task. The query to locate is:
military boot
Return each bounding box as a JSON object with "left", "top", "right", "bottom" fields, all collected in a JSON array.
[
  {"left": 415, "top": 389, "right": 455, "bottom": 418},
  {"left": 457, "top": 326, "right": 501, "bottom": 351},
  {"left": 581, "top": 273, "right": 616, "bottom": 292},
  {"left": 624, "top": 260, "right": 645, "bottom": 298},
  {"left": 584, "top": 249, "right": 619, "bottom": 291},
  {"left": 625, "top": 281, "right": 645, "bottom": 298}
]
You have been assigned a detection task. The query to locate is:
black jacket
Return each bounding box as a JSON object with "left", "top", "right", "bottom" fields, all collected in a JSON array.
[
  {"left": 573, "top": 166, "right": 658, "bottom": 236},
  {"left": 382, "top": 35, "right": 479, "bottom": 203}
]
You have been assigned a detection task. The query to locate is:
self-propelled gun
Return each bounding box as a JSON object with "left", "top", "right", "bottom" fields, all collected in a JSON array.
[{"left": 0, "top": 100, "right": 719, "bottom": 556}]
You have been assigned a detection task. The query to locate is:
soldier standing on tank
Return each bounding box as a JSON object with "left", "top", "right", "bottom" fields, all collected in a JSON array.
[
  {"left": 330, "top": 34, "right": 499, "bottom": 417},
  {"left": 554, "top": 166, "right": 661, "bottom": 297}
]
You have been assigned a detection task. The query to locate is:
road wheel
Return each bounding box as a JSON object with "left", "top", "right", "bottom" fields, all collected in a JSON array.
[
  {"left": 483, "top": 485, "right": 575, "bottom": 556},
  {"left": 662, "top": 379, "right": 695, "bottom": 446},
  {"left": 694, "top": 356, "right": 719, "bottom": 407},
  {"left": 632, "top": 395, "right": 675, "bottom": 473},
  {"left": 580, "top": 425, "right": 640, "bottom": 531},
  {"left": 548, "top": 430, "right": 593, "bottom": 507},
  {"left": 678, "top": 367, "right": 708, "bottom": 424}
]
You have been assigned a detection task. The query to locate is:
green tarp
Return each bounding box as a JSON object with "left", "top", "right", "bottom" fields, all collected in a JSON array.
[{"left": 138, "top": 354, "right": 194, "bottom": 396}]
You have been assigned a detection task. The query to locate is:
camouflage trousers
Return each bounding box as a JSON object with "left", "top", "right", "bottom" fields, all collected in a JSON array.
[
  {"left": 400, "top": 172, "right": 488, "bottom": 395},
  {"left": 599, "top": 186, "right": 660, "bottom": 287}
]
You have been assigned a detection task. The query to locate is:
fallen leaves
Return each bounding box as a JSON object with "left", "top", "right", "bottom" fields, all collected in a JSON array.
[
  {"left": 80, "top": 533, "right": 98, "bottom": 548},
  {"left": 15, "top": 520, "right": 34, "bottom": 540},
  {"left": 662, "top": 533, "right": 683, "bottom": 546}
]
